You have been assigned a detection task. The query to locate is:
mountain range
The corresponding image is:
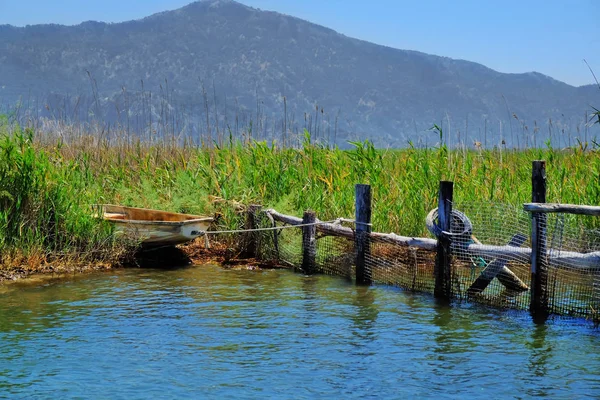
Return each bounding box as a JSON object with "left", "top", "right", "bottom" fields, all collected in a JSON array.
[{"left": 0, "top": 0, "right": 598, "bottom": 147}]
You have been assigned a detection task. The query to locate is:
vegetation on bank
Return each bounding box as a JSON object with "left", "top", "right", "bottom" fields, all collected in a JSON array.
[
  {"left": 1, "top": 115, "right": 600, "bottom": 273},
  {"left": 0, "top": 118, "right": 129, "bottom": 276}
]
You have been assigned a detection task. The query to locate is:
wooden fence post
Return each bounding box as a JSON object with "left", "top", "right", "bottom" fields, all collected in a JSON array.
[
  {"left": 302, "top": 210, "right": 317, "bottom": 274},
  {"left": 434, "top": 181, "right": 453, "bottom": 301},
  {"left": 530, "top": 160, "right": 549, "bottom": 322},
  {"left": 265, "top": 211, "right": 280, "bottom": 261},
  {"left": 355, "top": 184, "right": 372, "bottom": 285},
  {"left": 241, "top": 204, "right": 261, "bottom": 258}
]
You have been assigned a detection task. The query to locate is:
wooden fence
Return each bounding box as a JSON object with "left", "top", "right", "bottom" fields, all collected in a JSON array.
[{"left": 247, "top": 160, "right": 600, "bottom": 324}]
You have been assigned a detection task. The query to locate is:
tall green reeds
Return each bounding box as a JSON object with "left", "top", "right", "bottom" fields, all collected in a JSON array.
[
  {"left": 0, "top": 120, "right": 120, "bottom": 269},
  {"left": 1, "top": 118, "right": 600, "bottom": 271}
]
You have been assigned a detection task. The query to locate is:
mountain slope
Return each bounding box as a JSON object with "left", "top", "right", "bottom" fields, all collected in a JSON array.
[{"left": 0, "top": 0, "right": 597, "bottom": 146}]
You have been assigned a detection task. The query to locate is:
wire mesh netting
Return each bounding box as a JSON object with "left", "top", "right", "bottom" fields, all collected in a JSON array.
[
  {"left": 315, "top": 233, "right": 355, "bottom": 278},
  {"left": 237, "top": 203, "right": 600, "bottom": 323},
  {"left": 449, "top": 202, "right": 532, "bottom": 310},
  {"left": 431, "top": 202, "right": 600, "bottom": 317},
  {"left": 542, "top": 213, "right": 600, "bottom": 318},
  {"left": 366, "top": 237, "right": 436, "bottom": 293},
  {"left": 250, "top": 211, "right": 355, "bottom": 278}
]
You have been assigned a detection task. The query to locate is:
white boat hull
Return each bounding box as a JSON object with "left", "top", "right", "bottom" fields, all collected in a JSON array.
[{"left": 98, "top": 205, "right": 214, "bottom": 247}]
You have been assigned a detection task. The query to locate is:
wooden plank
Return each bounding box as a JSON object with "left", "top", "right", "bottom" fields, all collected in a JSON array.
[
  {"left": 266, "top": 209, "right": 356, "bottom": 240},
  {"left": 467, "top": 233, "right": 528, "bottom": 296},
  {"left": 370, "top": 232, "right": 437, "bottom": 251},
  {"left": 268, "top": 208, "right": 436, "bottom": 250},
  {"left": 471, "top": 234, "right": 529, "bottom": 291},
  {"left": 524, "top": 203, "right": 600, "bottom": 216},
  {"left": 466, "top": 245, "right": 600, "bottom": 270},
  {"left": 267, "top": 209, "right": 303, "bottom": 225}
]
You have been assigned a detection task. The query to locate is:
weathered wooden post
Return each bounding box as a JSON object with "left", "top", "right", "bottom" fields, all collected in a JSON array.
[
  {"left": 434, "top": 181, "right": 453, "bottom": 301},
  {"left": 302, "top": 210, "right": 317, "bottom": 274},
  {"left": 530, "top": 160, "right": 549, "bottom": 322},
  {"left": 241, "top": 204, "right": 261, "bottom": 258},
  {"left": 355, "top": 184, "right": 372, "bottom": 285},
  {"left": 265, "top": 211, "right": 280, "bottom": 261}
]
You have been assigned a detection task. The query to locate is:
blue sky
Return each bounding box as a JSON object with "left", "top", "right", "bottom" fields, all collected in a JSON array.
[{"left": 0, "top": 0, "right": 598, "bottom": 87}]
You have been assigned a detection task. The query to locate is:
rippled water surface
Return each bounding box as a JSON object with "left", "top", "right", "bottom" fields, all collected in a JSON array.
[{"left": 1, "top": 264, "right": 599, "bottom": 399}]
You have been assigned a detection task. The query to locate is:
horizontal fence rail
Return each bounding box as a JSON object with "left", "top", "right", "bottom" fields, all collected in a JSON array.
[
  {"left": 266, "top": 209, "right": 600, "bottom": 270},
  {"left": 524, "top": 203, "right": 600, "bottom": 216}
]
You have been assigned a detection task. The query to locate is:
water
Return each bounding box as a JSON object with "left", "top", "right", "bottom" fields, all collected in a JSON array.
[{"left": 1, "top": 264, "right": 599, "bottom": 399}]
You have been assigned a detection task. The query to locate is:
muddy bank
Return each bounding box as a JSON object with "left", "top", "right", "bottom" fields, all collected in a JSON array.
[
  {"left": 0, "top": 262, "right": 115, "bottom": 283},
  {"left": 0, "top": 239, "right": 286, "bottom": 283}
]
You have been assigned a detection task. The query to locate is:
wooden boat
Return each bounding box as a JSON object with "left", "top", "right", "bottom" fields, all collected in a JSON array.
[{"left": 97, "top": 204, "right": 214, "bottom": 247}]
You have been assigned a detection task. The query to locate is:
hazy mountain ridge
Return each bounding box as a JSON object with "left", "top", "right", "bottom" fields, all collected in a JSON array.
[{"left": 0, "top": 0, "right": 597, "bottom": 146}]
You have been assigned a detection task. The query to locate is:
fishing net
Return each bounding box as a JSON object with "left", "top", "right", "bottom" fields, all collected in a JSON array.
[
  {"left": 541, "top": 212, "right": 600, "bottom": 318},
  {"left": 248, "top": 210, "right": 354, "bottom": 278},
  {"left": 367, "top": 236, "right": 436, "bottom": 293},
  {"left": 237, "top": 203, "right": 600, "bottom": 323},
  {"left": 446, "top": 202, "right": 532, "bottom": 309}
]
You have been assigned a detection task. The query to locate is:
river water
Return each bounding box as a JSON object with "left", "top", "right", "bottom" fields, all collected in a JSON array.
[{"left": 0, "top": 264, "right": 599, "bottom": 399}]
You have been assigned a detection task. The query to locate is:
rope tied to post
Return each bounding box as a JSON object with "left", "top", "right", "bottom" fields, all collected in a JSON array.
[{"left": 203, "top": 218, "right": 344, "bottom": 235}]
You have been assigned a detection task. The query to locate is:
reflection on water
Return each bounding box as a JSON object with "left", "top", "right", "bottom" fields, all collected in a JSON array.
[
  {"left": 0, "top": 264, "right": 599, "bottom": 399},
  {"left": 528, "top": 324, "right": 551, "bottom": 378},
  {"left": 349, "top": 286, "right": 378, "bottom": 344}
]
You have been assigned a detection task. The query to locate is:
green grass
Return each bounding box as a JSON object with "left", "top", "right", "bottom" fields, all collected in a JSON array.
[{"left": 1, "top": 117, "right": 600, "bottom": 270}]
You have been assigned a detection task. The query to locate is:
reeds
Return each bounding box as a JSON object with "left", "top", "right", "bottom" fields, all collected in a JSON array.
[
  {"left": 2, "top": 115, "right": 600, "bottom": 271},
  {"left": 0, "top": 121, "right": 129, "bottom": 271}
]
